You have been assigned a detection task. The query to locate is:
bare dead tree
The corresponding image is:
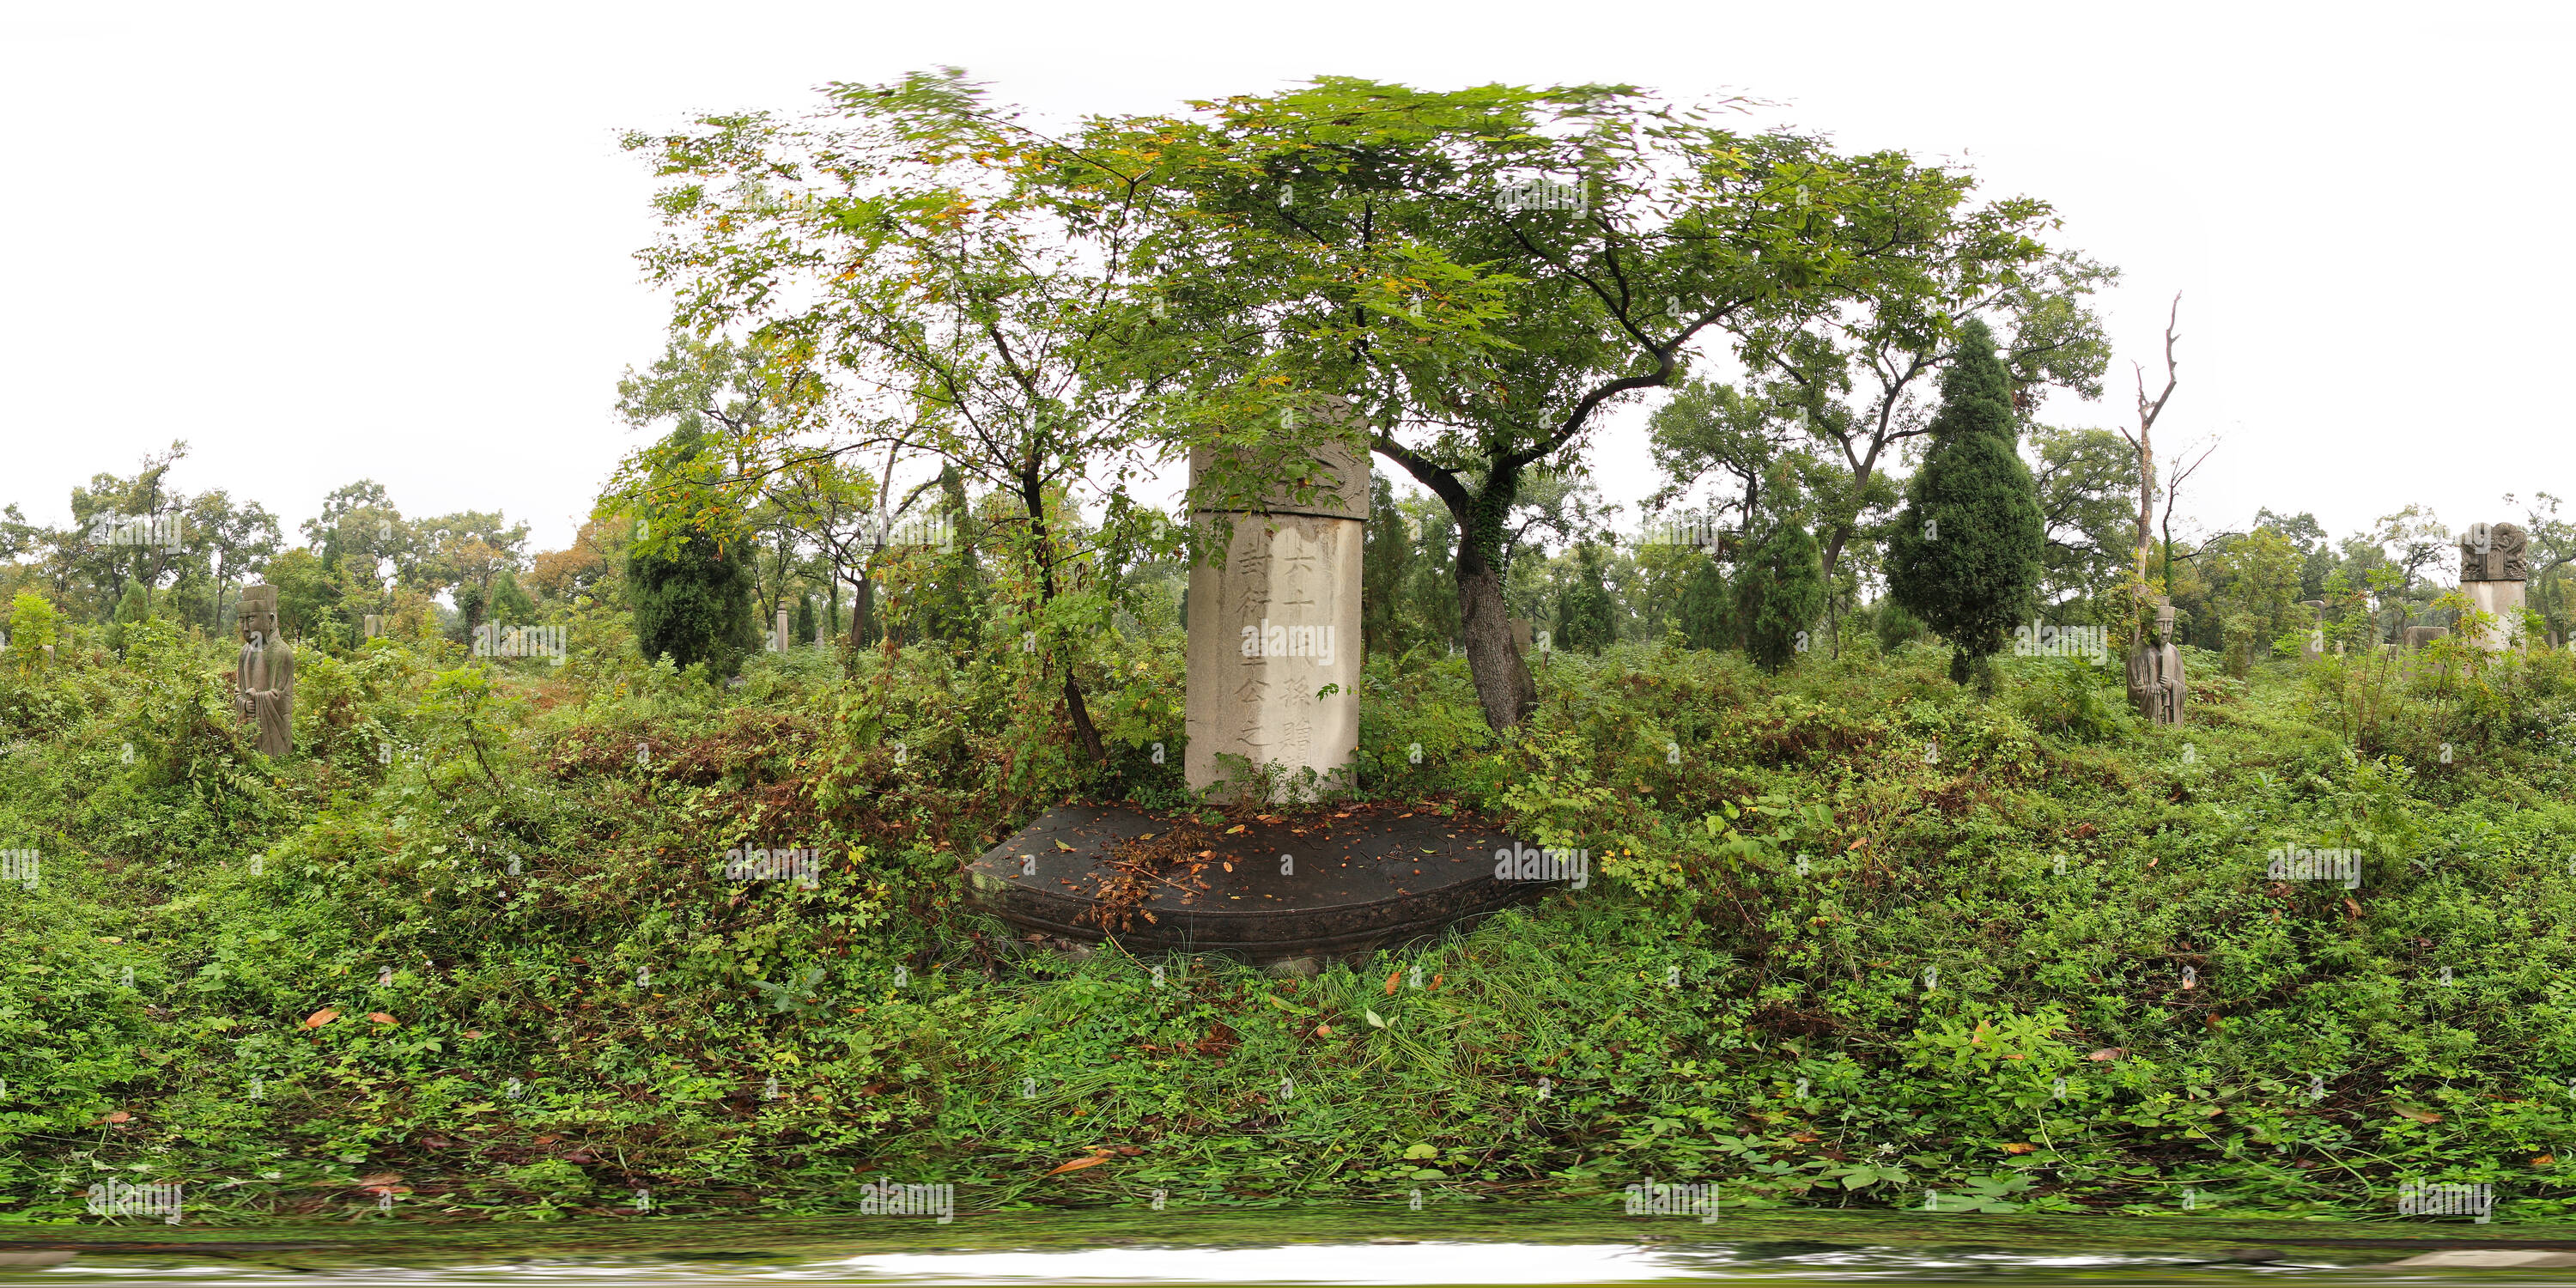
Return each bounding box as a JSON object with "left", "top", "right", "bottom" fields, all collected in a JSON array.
[{"left": 2117, "top": 294, "right": 2182, "bottom": 597}]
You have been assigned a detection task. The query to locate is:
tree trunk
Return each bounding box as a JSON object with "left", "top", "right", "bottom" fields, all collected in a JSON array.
[
  {"left": 1018, "top": 465, "right": 1107, "bottom": 764},
  {"left": 2135, "top": 440, "right": 2154, "bottom": 589},
  {"left": 1456, "top": 551, "right": 1537, "bottom": 730},
  {"left": 850, "top": 555, "right": 876, "bottom": 648}
]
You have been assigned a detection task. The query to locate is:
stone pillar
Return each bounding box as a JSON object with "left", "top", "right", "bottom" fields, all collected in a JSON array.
[
  {"left": 775, "top": 609, "right": 790, "bottom": 653},
  {"left": 2299, "top": 600, "right": 2325, "bottom": 661},
  {"left": 2458, "top": 522, "right": 2528, "bottom": 652},
  {"left": 1185, "top": 439, "right": 1368, "bottom": 801}
]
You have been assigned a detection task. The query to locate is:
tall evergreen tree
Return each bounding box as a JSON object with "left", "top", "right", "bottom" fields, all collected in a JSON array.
[
  {"left": 1360, "top": 472, "right": 1419, "bottom": 656},
  {"left": 1738, "top": 519, "right": 1826, "bottom": 672},
  {"left": 625, "top": 426, "right": 761, "bottom": 679},
  {"left": 1676, "top": 554, "right": 1732, "bottom": 651},
  {"left": 1555, "top": 543, "right": 1619, "bottom": 653},
  {"left": 1886, "top": 319, "right": 2046, "bottom": 694},
  {"left": 630, "top": 528, "right": 757, "bottom": 678}
]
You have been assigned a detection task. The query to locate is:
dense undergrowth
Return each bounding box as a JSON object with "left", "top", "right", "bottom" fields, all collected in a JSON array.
[{"left": 3, "top": 618, "right": 2575, "bottom": 1224}]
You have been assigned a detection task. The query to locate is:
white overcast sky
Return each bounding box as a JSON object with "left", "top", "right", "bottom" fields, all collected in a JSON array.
[{"left": 3, "top": 0, "right": 2567, "bottom": 557}]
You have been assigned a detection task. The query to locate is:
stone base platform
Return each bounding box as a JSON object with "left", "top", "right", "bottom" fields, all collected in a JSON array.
[{"left": 965, "top": 801, "right": 1544, "bottom": 965}]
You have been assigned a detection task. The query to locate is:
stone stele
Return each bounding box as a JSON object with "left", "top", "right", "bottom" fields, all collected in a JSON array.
[
  {"left": 234, "top": 584, "right": 295, "bottom": 758},
  {"left": 2458, "top": 521, "right": 2528, "bottom": 651},
  {"left": 1185, "top": 438, "right": 1368, "bottom": 800}
]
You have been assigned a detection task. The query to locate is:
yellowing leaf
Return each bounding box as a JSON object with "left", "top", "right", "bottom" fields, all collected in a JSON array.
[
  {"left": 1044, "top": 1152, "right": 1114, "bottom": 1176},
  {"left": 302, "top": 1008, "right": 341, "bottom": 1030}
]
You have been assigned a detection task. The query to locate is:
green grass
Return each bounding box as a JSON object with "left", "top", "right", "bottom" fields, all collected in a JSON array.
[{"left": 3, "top": 618, "right": 2573, "bottom": 1225}]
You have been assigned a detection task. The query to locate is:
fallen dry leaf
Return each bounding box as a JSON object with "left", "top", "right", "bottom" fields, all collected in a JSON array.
[
  {"left": 463, "top": 1030, "right": 484, "bottom": 1040},
  {"left": 2087, "top": 1047, "right": 2125, "bottom": 1062},
  {"left": 2344, "top": 896, "right": 2365, "bottom": 920},
  {"left": 2535, "top": 1154, "right": 2557, "bottom": 1166},
  {"left": 2391, "top": 1103, "right": 2444, "bottom": 1125},
  {"left": 302, "top": 1008, "right": 341, "bottom": 1030},
  {"left": 367, "top": 1012, "right": 397, "bottom": 1024},
  {"left": 1044, "top": 1152, "right": 1114, "bottom": 1176},
  {"left": 2002, "top": 1142, "right": 2035, "bottom": 1154},
  {"left": 1315, "top": 1024, "right": 1333, "bottom": 1037},
  {"left": 1224, "top": 825, "right": 1245, "bottom": 835},
  {"left": 98, "top": 1110, "right": 131, "bottom": 1124},
  {"left": 1384, "top": 969, "right": 1401, "bottom": 996},
  {"left": 359, "top": 1172, "right": 404, "bottom": 1186}
]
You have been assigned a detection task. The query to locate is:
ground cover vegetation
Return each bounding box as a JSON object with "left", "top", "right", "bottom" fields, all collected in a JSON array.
[
  {"left": 2, "top": 602, "right": 2573, "bottom": 1222},
  {"left": 3, "top": 70, "right": 2573, "bottom": 1226}
]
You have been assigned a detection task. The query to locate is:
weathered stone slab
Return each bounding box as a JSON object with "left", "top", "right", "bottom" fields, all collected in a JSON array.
[
  {"left": 965, "top": 802, "right": 1559, "bottom": 963},
  {"left": 1185, "top": 439, "right": 1368, "bottom": 800}
]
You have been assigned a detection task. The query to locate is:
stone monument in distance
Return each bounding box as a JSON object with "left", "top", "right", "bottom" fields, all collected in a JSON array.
[
  {"left": 2458, "top": 521, "right": 2528, "bottom": 652},
  {"left": 2124, "top": 599, "right": 2186, "bottom": 726},
  {"left": 1184, "top": 437, "right": 1367, "bottom": 800},
  {"left": 234, "top": 584, "right": 295, "bottom": 758}
]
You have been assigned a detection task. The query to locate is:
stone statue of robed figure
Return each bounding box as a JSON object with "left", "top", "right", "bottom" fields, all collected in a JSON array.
[
  {"left": 234, "top": 584, "right": 295, "bottom": 757},
  {"left": 2124, "top": 601, "right": 2186, "bottom": 726}
]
